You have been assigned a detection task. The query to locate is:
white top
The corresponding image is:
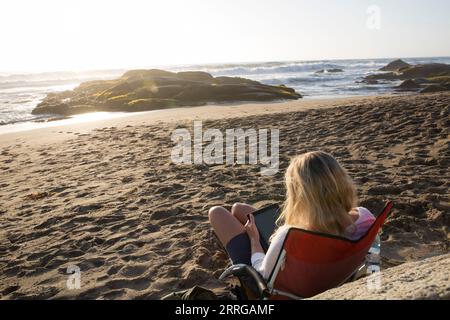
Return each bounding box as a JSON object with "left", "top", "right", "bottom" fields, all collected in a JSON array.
[{"left": 251, "top": 207, "right": 376, "bottom": 280}]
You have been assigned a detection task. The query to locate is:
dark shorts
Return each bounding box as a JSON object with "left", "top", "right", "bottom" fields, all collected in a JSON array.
[{"left": 225, "top": 233, "right": 267, "bottom": 265}]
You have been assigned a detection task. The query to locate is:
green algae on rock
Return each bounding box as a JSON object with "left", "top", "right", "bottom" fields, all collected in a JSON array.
[{"left": 32, "top": 69, "right": 302, "bottom": 116}]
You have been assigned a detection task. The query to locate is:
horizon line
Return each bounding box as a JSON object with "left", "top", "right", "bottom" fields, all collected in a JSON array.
[{"left": 1, "top": 54, "right": 450, "bottom": 76}]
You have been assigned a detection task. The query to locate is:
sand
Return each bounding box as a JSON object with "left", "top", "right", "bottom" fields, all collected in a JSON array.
[
  {"left": 311, "top": 253, "right": 450, "bottom": 300},
  {"left": 0, "top": 93, "right": 449, "bottom": 299}
]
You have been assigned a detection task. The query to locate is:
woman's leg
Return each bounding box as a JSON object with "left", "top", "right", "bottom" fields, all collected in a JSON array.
[
  {"left": 209, "top": 204, "right": 260, "bottom": 299},
  {"left": 208, "top": 206, "right": 245, "bottom": 246},
  {"left": 208, "top": 203, "right": 257, "bottom": 245},
  {"left": 209, "top": 205, "right": 253, "bottom": 265},
  {"left": 231, "top": 202, "right": 257, "bottom": 225}
]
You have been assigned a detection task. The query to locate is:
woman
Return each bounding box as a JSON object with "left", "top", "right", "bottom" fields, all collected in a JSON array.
[{"left": 209, "top": 151, "right": 375, "bottom": 280}]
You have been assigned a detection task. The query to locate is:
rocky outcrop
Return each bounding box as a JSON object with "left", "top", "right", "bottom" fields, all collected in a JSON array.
[
  {"left": 396, "top": 79, "right": 421, "bottom": 91},
  {"left": 420, "top": 84, "right": 449, "bottom": 93},
  {"left": 366, "top": 63, "right": 450, "bottom": 81},
  {"left": 401, "top": 63, "right": 450, "bottom": 79},
  {"left": 363, "top": 60, "right": 450, "bottom": 93},
  {"left": 315, "top": 68, "right": 344, "bottom": 74},
  {"left": 379, "top": 59, "right": 410, "bottom": 71},
  {"left": 310, "top": 254, "right": 450, "bottom": 300},
  {"left": 360, "top": 79, "right": 379, "bottom": 85},
  {"left": 32, "top": 69, "right": 302, "bottom": 116}
]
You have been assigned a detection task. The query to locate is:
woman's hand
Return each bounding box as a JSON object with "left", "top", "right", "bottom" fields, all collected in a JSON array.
[{"left": 244, "top": 214, "right": 259, "bottom": 243}]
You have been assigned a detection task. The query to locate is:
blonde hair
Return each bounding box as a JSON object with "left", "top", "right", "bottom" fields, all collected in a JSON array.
[{"left": 277, "top": 151, "right": 357, "bottom": 236}]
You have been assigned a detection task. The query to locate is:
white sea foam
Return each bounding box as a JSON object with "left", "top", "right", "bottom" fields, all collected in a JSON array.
[{"left": 1, "top": 57, "right": 449, "bottom": 125}]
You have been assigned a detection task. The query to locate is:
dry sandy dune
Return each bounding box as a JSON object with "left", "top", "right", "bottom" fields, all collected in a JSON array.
[{"left": 0, "top": 93, "right": 449, "bottom": 299}]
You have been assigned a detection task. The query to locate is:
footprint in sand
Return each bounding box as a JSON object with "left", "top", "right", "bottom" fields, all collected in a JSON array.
[
  {"left": 102, "top": 289, "right": 126, "bottom": 299},
  {"left": 78, "top": 257, "right": 106, "bottom": 271},
  {"left": 150, "top": 207, "right": 185, "bottom": 220},
  {"left": 119, "top": 264, "right": 148, "bottom": 278},
  {"left": 106, "top": 265, "right": 123, "bottom": 276},
  {"left": 2, "top": 285, "right": 20, "bottom": 296}
]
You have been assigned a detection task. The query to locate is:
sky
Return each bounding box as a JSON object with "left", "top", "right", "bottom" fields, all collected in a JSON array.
[{"left": 0, "top": 0, "right": 449, "bottom": 72}]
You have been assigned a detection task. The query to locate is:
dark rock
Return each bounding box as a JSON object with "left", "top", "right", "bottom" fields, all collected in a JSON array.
[
  {"left": 177, "top": 71, "right": 214, "bottom": 81},
  {"left": 361, "top": 79, "right": 379, "bottom": 85},
  {"left": 401, "top": 63, "right": 450, "bottom": 79},
  {"left": 121, "top": 69, "right": 175, "bottom": 79},
  {"left": 363, "top": 72, "right": 401, "bottom": 81},
  {"left": 328, "top": 68, "right": 344, "bottom": 73},
  {"left": 379, "top": 59, "right": 410, "bottom": 71},
  {"left": 315, "top": 68, "right": 343, "bottom": 74},
  {"left": 32, "top": 69, "right": 301, "bottom": 116},
  {"left": 396, "top": 79, "right": 421, "bottom": 91},
  {"left": 364, "top": 63, "right": 450, "bottom": 83},
  {"left": 412, "top": 78, "right": 429, "bottom": 85},
  {"left": 420, "top": 84, "right": 449, "bottom": 93}
]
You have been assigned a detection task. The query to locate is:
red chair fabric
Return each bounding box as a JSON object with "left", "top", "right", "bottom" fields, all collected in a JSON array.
[{"left": 269, "top": 201, "right": 393, "bottom": 299}]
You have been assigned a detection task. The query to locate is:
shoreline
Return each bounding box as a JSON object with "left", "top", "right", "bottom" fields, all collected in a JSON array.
[{"left": 0, "top": 94, "right": 399, "bottom": 147}]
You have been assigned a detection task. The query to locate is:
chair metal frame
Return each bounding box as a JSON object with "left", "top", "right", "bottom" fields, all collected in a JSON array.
[{"left": 220, "top": 202, "right": 391, "bottom": 300}]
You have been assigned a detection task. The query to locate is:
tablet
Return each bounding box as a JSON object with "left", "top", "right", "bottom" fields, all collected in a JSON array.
[{"left": 252, "top": 203, "right": 280, "bottom": 251}]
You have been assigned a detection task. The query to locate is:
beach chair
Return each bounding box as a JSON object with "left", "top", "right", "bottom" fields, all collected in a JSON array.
[{"left": 220, "top": 201, "right": 393, "bottom": 299}]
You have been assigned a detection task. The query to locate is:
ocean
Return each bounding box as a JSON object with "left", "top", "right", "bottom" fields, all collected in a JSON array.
[{"left": 1, "top": 57, "right": 449, "bottom": 126}]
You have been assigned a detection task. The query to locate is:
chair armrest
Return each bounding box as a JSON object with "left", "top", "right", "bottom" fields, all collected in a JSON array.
[{"left": 219, "top": 264, "right": 270, "bottom": 299}]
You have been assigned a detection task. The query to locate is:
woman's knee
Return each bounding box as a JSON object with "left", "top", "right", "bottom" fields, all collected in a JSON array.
[
  {"left": 231, "top": 202, "right": 254, "bottom": 217},
  {"left": 208, "top": 206, "right": 228, "bottom": 223},
  {"left": 231, "top": 203, "right": 243, "bottom": 216}
]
